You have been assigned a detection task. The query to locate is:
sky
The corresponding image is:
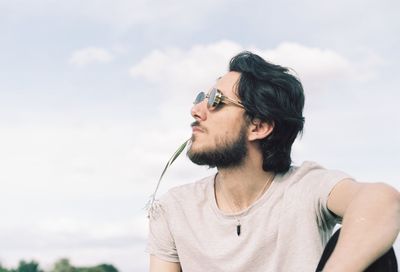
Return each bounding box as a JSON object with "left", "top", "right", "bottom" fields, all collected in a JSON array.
[{"left": 0, "top": 0, "right": 399, "bottom": 271}]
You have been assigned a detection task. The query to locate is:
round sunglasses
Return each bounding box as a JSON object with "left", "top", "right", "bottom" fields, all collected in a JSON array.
[{"left": 193, "top": 88, "right": 244, "bottom": 110}]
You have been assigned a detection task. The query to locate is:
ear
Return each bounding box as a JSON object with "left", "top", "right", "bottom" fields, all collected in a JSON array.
[{"left": 247, "top": 118, "right": 274, "bottom": 141}]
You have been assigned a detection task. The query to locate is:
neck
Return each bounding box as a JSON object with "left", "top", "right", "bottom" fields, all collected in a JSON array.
[{"left": 215, "top": 154, "right": 274, "bottom": 212}]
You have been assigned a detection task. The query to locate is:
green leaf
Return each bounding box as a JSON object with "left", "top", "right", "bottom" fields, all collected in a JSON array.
[{"left": 146, "top": 139, "right": 191, "bottom": 218}]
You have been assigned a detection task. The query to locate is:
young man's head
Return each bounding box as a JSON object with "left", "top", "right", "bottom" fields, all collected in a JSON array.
[{"left": 188, "top": 51, "right": 305, "bottom": 174}]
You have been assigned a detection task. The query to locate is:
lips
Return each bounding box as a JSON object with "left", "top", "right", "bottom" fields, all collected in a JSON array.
[
  {"left": 191, "top": 122, "right": 206, "bottom": 133},
  {"left": 192, "top": 126, "right": 204, "bottom": 133}
]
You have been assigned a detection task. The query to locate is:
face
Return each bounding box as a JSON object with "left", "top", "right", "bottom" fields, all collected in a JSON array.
[{"left": 187, "top": 71, "right": 249, "bottom": 168}]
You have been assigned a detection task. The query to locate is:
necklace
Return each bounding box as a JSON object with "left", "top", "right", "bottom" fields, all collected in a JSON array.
[{"left": 217, "top": 173, "right": 275, "bottom": 236}]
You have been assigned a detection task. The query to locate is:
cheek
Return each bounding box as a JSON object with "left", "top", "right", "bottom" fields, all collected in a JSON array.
[
  {"left": 218, "top": 117, "right": 245, "bottom": 137},
  {"left": 212, "top": 125, "right": 239, "bottom": 147}
]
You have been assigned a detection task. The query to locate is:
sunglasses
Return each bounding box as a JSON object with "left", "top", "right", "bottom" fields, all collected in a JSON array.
[{"left": 193, "top": 88, "right": 244, "bottom": 110}]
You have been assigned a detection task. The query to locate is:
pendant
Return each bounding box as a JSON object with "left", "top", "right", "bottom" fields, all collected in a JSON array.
[{"left": 236, "top": 224, "right": 241, "bottom": 236}]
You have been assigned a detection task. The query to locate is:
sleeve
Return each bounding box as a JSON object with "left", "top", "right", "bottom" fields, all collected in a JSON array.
[
  {"left": 146, "top": 198, "right": 180, "bottom": 263},
  {"left": 315, "top": 169, "right": 353, "bottom": 228},
  {"left": 305, "top": 164, "right": 354, "bottom": 229}
]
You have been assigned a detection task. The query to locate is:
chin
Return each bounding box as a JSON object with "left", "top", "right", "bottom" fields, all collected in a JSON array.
[
  {"left": 188, "top": 141, "right": 213, "bottom": 156},
  {"left": 190, "top": 134, "right": 202, "bottom": 147},
  {"left": 188, "top": 141, "right": 202, "bottom": 154}
]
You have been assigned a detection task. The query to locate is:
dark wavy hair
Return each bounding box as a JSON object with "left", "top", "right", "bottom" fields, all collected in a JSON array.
[{"left": 229, "top": 51, "right": 305, "bottom": 174}]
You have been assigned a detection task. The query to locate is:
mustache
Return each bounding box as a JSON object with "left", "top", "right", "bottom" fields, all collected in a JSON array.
[{"left": 191, "top": 121, "right": 207, "bottom": 132}]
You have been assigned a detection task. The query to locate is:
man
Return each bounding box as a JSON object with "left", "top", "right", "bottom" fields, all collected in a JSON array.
[{"left": 147, "top": 52, "right": 400, "bottom": 271}]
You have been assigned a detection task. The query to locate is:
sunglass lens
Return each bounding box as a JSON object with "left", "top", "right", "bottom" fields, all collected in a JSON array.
[
  {"left": 208, "top": 88, "right": 219, "bottom": 108},
  {"left": 194, "top": 92, "right": 205, "bottom": 104},
  {"left": 207, "top": 89, "right": 218, "bottom": 108}
]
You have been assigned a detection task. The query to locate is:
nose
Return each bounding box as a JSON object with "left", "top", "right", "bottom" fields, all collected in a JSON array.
[{"left": 191, "top": 100, "right": 207, "bottom": 121}]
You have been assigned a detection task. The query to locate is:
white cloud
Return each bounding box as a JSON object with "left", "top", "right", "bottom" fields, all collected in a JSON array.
[
  {"left": 256, "top": 43, "right": 353, "bottom": 83},
  {"left": 69, "top": 47, "right": 114, "bottom": 66},
  {"left": 130, "top": 40, "right": 242, "bottom": 90},
  {"left": 130, "top": 40, "right": 379, "bottom": 94},
  {"left": 253, "top": 43, "right": 383, "bottom": 88}
]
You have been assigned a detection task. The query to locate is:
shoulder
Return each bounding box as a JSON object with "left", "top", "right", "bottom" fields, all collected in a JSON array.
[
  {"left": 277, "top": 161, "right": 352, "bottom": 196},
  {"left": 285, "top": 161, "right": 351, "bottom": 184}
]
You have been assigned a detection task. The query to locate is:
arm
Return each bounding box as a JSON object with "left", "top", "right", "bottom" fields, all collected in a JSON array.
[
  {"left": 150, "top": 255, "right": 181, "bottom": 272},
  {"left": 323, "top": 179, "right": 400, "bottom": 272}
]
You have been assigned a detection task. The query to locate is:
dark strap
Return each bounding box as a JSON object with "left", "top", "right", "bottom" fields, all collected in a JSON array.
[{"left": 316, "top": 228, "right": 398, "bottom": 272}]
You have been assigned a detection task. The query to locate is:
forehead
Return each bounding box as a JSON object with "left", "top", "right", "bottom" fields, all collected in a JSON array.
[{"left": 215, "top": 71, "right": 241, "bottom": 97}]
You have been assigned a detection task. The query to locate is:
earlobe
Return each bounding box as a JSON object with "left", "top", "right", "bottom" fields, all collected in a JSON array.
[{"left": 248, "top": 118, "right": 274, "bottom": 141}]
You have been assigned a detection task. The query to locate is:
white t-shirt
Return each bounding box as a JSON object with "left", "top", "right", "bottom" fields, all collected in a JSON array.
[{"left": 147, "top": 161, "right": 352, "bottom": 272}]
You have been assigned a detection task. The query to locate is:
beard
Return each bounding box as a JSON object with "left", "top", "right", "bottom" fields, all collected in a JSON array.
[{"left": 187, "top": 124, "right": 248, "bottom": 169}]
